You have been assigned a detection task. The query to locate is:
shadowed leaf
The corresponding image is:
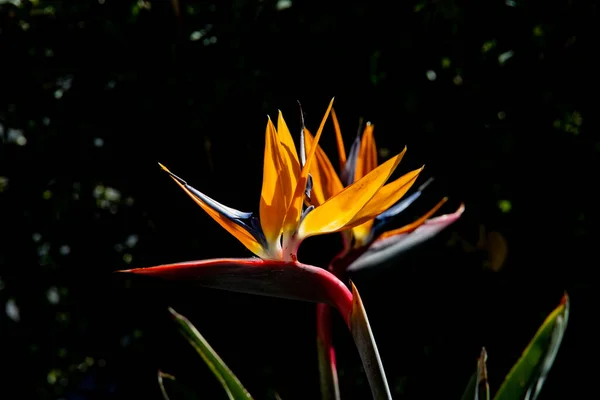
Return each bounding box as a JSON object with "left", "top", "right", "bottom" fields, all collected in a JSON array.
[
  {"left": 493, "top": 293, "right": 569, "bottom": 400},
  {"left": 169, "top": 308, "right": 254, "bottom": 400}
]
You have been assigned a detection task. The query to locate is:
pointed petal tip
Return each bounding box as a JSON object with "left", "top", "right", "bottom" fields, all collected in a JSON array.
[{"left": 158, "top": 162, "right": 170, "bottom": 172}]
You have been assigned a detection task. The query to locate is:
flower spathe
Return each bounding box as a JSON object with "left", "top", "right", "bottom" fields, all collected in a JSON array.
[{"left": 158, "top": 98, "right": 413, "bottom": 262}]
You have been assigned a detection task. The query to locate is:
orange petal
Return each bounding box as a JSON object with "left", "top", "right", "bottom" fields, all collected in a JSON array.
[
  {"left": 331, "top": 108, "right": 346, "bottom": 171},
  {"left": 298, "top": 150, "right": 405, "bottom": 238},
  {"left": 277, "top": 111, "right": 300, "bottom": 208},
  {"left": 277, "top": 111, "right": 301, "bottom": 174},
  {"left": 350, "top": 219, "right": 375, "bottom": 247},
  {"left": 347, "top": 162, "right": 422, "bottom": 229},
  {"left": 158, "top": 164, "right": 266, "bottom": 258},
  {"left": 354, "top": 123, "right": 378, "bottom": 181},
  {"left": 378, "top": 197, "right": 448, "bottom": 240},
  {"left": 304, "top": 129, "right": 344, "bottom": 206},
  {"left": 283, "top": 98, "right": 335, "bottom": 234},
  {"left": 349, "top": 162, "right": 421, "bottom": 245},
  {"left": 259, "top": 117, "right": 288, "bottom": 250}
]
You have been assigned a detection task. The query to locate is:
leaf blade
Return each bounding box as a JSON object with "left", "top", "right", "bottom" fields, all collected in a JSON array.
[
  {"left": 349, "top": 281, "right": 392, "bottom": 400},
  {"left": 169, "top": 307, "right": 254, "bottom": 400},
  {"left": 493, "top": 294, "right": 569, "bottom": 400}
]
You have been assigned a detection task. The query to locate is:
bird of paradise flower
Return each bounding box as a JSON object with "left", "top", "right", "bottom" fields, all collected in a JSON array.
[{"left": 119, "top": 98, "right": 463, "bottom": 400}]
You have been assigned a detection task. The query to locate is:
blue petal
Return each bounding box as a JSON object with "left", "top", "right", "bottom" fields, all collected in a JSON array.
[
  {"left": 370, "top": 177, "right": 435, "bottom": 238},
  {"left": 297, "top": 102, "right": 314, "bottom": 202},
  {"left": 340, "top": 130, "right": 362, "bottom": 186},
  {"left": 161, "top": 166, "right": 267, "bottom": 247}
]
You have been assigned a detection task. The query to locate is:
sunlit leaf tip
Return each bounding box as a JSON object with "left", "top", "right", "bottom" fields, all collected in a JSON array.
[{"left": 349, "top": 281, "right": 392, "bottom": 400}]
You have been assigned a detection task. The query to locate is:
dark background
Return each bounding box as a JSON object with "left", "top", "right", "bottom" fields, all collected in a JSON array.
[{"left": 0, "top": 0, "right": 596, "bottom": 399}]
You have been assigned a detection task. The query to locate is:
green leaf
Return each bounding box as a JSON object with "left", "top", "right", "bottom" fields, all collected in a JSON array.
[
  {"left": 169, "top": 307, "right": 254, "bottom": 400},
  {"left": 493, "top": 293, "right": 569, "bottom": 400},
  {"left": 460, "top": 372, "right": 477, "bottom": 400},
  {"left": 349, "top": 281, "right": 392, "bottom": 400}
]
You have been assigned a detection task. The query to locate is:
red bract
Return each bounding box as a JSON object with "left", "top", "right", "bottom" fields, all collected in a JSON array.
[{"left": 121, "top": 258, "right": 353, "bottom": 326}]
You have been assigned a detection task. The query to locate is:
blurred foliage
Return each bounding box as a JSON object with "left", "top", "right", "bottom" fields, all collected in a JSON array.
[{"left": 0, "top": 0, "right": 596, "bottom": 399}]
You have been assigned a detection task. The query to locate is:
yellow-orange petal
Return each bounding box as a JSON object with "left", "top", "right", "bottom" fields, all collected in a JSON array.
[
  {"left": 331, "top": 108, "right": 346, "bottom": 171},
  {"left": 260, "top": 117, "right": 288, "bottom": 248},
  {"left": 349, "top": 162, "right": 421, "bottom": 245},
  {"left": 350, "top": 219, "right": 375, "bottom": 247},
  {"left": 378, "top": 197, "right": 448, "bottom": 240},
  {"left": 304, "top": 129, "right": 344, "bottom": 206},
  {"left": 159, "top": 163, "right": 266, "bottom": 258},
  {"left": 283, "top": 98, "right": 335, "bottom": 234},
  {"left": 297, "top": 150, "right": 404, "bottom": 239},
  {"left": 277, "top": 111, "right": 301, "bottom": 175},
  {"left": 277, "top": 111, "right": 300, "bottom": 209},
  {"left": 354, "top": 123, "right": 377, "bottom": 181},
  {"left": 347, "top": 163, "right": 422, "bottom": 229}
]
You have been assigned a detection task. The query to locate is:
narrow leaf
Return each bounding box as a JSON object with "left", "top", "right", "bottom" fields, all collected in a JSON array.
[
  {"left": 349, "top": 281, "right": 392, "bottom": 400},
  {"left": 493, "top": 293, "right": 569, "bottom": 400},
  {"left": 169, "top": 307, "right": 253, "bottom": 400},
  {"left": 460, "top": 373, "right": 477, "bottom": 400}
]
